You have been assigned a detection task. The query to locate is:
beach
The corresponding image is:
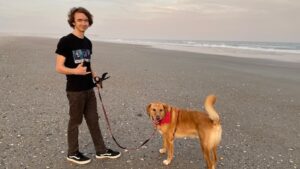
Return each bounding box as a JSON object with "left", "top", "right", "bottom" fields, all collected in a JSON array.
[{"left": 0, "top": 36, "right": 299, "bottom": 169}]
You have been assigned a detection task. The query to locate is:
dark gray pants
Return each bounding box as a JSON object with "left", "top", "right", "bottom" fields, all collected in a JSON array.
[{"left": 66, "top": 89, "right": 106, "bottom": 155}]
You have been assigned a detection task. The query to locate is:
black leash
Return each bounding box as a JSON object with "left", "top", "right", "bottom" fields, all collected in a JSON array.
[{"left": 94, "top": 73, "right": 157, "bottom": 150}]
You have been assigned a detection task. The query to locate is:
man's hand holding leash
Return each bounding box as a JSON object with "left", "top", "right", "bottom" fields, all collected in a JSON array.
[{"left": 93, "top": 72, "right": 110, "bottom": 89}]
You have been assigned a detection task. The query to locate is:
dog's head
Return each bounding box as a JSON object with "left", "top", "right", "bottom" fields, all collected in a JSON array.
[{"left": 146, "top": 102, "right": 171, "bottom": 124}]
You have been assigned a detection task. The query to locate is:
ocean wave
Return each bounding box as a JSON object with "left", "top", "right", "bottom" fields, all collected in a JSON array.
[{"left": 102, "top": 39, "right": 300, "bottom": 54}]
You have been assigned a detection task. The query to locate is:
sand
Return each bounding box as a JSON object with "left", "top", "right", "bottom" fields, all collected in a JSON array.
[{"left": 0, "top": 36, "right": 299, "bottom": 169}]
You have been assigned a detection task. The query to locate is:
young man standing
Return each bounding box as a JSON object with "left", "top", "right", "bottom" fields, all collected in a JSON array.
[{"left": 55, "top": 7, "right": 121, "bottom": 165}]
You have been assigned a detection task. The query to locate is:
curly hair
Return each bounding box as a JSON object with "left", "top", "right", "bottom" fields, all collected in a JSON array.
[{"left": 68, "top": 7, "right": 93, "bottom": 28}]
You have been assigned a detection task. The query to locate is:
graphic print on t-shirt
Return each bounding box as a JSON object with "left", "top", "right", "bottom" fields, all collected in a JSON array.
[{"left": 72, "top": 49, "right": 91, "bottom": 64}]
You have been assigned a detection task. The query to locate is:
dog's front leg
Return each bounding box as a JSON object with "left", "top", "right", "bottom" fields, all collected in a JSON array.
[
  {"left": 159, "top": 135, "right": 167, "bottom": 154},
  {"left": 163, "top": 135, "right": 174, "bottom": 165}
]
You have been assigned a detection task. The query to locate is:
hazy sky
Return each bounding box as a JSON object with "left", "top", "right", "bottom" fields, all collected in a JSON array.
[{"left": 0, "top": 0, "right": 299, "bottom": 42}]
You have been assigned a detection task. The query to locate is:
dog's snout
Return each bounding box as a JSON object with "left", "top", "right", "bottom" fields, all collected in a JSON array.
[{"left": 156, "top": 116, "right": 161, "bottom": 121}]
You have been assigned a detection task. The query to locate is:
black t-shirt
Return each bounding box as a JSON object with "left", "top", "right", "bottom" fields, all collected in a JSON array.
[{"left": 55, "top": 33, "right": 95, "bottom": 91}]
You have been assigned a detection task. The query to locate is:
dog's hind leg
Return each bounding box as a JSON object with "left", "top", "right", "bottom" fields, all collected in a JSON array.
[
  {"left": 199, "top": 139, "right": 213, "bottom": 169},
  {"left": 203, "top": 147, "right": 213, "bottom": 169},
  {"left": 211, "top": 145, "right": 218, "bottom": 168}
]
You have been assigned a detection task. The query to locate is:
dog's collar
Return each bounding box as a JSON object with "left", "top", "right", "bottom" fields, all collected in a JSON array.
[{"left": 158, "top": 111, "right": 171, "bottom": 126}]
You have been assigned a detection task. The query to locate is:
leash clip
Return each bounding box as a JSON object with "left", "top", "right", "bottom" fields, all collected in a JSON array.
[{"left": 94, "top": 72, "right": 110, "bottom": 88}]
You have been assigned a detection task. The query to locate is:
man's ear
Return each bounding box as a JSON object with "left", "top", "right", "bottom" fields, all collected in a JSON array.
[{"left": 146, "top": 103, "right": 152, "bottom": 116}]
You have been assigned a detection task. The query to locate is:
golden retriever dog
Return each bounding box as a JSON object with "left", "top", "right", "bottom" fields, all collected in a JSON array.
[{"left": 146, "top": 95, "right": 222, "bottom": 169}]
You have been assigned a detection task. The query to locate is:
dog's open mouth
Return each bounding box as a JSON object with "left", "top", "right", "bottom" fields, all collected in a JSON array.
[{"left": 151, "top": 117, "right": 161, "bottom": 125}]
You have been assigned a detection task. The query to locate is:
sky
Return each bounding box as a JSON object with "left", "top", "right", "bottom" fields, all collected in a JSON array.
[{"left": 0, "top": 0, "right": 299, "bottom": 42}]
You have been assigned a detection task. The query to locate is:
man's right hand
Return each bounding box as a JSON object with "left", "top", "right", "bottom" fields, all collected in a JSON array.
[{"left": 74, "top": 63, "right": 91, "bottom": 75}]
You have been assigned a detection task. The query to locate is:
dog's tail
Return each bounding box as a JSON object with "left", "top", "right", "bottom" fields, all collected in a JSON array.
[{"left": 204, "top": 95, "right": 220, "bottom": 124}]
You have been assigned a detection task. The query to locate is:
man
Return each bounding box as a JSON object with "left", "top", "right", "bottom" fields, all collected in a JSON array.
[{"left": 55, "top": 7, "right": 121, "bottom": 165}]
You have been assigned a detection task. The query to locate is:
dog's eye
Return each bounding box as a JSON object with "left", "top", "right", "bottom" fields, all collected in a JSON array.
[
  {"left": 159, "top": 109, "right": 163, "bottom": 112},
  {"left": 152, "top": 108, "right": 156, "bottom": 111}
]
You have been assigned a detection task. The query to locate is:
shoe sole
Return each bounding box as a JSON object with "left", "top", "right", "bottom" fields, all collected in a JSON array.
[
  {"left": 67, "top": 157, "right": 91, "bottom": 165},
  {"left": 96, "top": 153, "right": 121, "bottom": 159}
]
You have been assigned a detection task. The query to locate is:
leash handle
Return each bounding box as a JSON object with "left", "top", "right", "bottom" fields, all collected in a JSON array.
[
  {"left": 96, "top": 88, "right": 156, "bottom": 150},
  {"left": 94, "top": 72, "right": 110, "bottom": 88}
]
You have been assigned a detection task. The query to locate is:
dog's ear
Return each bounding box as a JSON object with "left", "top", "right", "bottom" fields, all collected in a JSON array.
[
  {"left": 162, "top": 103, "right": 171, "bottom": 113},
  {"left": 146, "top": 103, "right": 152, "bottom": 116}
]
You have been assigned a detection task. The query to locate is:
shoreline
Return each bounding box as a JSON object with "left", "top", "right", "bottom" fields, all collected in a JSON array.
[
  {"left": 1, "top": 34, "right": 299, "bottom": 63},
  {"left": 149, "top": 44, "right": 300, "bottom": 63}
]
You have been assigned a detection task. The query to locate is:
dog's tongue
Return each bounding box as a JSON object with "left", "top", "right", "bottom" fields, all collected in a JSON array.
[
  {"left": 154, "top": 121, "right": 159, "bottom": 125},
  {"left": 152, "top": 118, "right": 159, "bottom": 125}
]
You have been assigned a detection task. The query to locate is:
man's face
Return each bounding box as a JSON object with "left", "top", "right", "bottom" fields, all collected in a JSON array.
[{"left": 73, "top": 12, "right": 90, "bottom": 32}]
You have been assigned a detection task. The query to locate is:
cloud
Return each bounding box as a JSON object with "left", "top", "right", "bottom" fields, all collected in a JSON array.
[
  {"left": 116, "top": 1, "right": 249, "bottom": 17},
  {"left": 0, "top": 0, "right": 299, "bottom": 41}
]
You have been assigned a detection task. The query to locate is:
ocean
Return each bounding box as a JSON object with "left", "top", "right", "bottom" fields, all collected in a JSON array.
[
  {"left": 99, "top": 39, "right": 300, "bottom": 62},
  {"left": 101, "top": 39, "right": 300, "bottom": 54},
  {"left": 1, "top": 32, "right": 299, "bottom": 62}
]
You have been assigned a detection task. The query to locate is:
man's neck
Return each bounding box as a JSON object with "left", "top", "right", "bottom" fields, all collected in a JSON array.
[{"left": 72, "top": 30, "right": 85, "bottom": 39}]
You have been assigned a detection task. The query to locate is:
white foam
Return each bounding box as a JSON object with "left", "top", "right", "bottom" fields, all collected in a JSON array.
[
  {"left": 152, "top": 44, "right": 300, "bottom": 63},
  {"left": 101, "top": 39, "right": 300, "bottom": 63}
]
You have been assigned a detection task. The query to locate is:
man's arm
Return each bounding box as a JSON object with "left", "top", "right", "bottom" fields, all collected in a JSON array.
[
  {"left": 55, "top": 55, "right": 91, "bottom": 75},
  {"left": 90, "top": 66, "right": 97, "bottom": 78}
]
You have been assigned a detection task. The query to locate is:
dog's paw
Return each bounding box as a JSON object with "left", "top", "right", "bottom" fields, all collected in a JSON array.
[
  {"left": 159, "top": 148, "right": 166, "bottom": 154},
  {"left": 163, "top": 160, "right": 171, "bottom": 165}
]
